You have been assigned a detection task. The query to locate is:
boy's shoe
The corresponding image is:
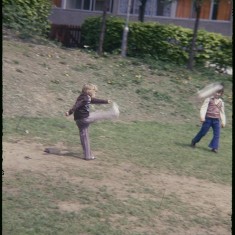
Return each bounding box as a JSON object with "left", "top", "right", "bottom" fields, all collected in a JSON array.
[
  {"left": 211, "top": 149, "right": 218, "bottom": 153},
  {"left": 111, "top": 102, "right": 120, "bottom": 118},
  {"left": 190, "top": 140, "right": 196, "bottom": 148},
  {"left": 84, "top": 156, "right": 96, "bottom": 160}
]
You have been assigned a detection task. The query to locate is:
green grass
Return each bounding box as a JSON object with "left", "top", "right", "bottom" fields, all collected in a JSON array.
[
  {"left": 2, "top": 36, "right": 232, "bottom": 235},
  {"left": 2, "top": 118, "right": 232, "bottom": 234},
  {"left": 3, "top": 167, "right": 230, "bottom": 235},
  {"left": 3, "top": 117, "right": 232, "bottom": 184}
]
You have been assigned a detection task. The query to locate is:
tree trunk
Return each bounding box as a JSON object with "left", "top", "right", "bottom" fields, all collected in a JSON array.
[
  {"left": 187, "top": 0, "right": 201, "bottom": 70},
  {"left": 138, "top": 0, "right": 147, "bottom": 22},
  {"left": 98, "top": 0, "right": 109, "bottom": 56}
]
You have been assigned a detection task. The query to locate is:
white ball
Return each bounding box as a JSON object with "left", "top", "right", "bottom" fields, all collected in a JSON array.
[{"left": 197, "top": 83, "right": 223, "bottom": 99}]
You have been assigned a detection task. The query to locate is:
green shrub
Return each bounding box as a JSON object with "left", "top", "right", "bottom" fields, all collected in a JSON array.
[
  {"left": 3, "top": 0, "right": 52, "bottom": 36},
  {"left": 128, "top": 23, "right": 191, "bottom": 64},
  {"left": 193, "top": 31, "right": 232, "bottom": 70},
  {"left": 209, "top": 36, "right": 232, "bottom": 72},
  {"left": 81, "top": 16, "right": 124, "bottom": 52},
  {"left": 81, "top": 16, "right": 232, "bottom": 69}
]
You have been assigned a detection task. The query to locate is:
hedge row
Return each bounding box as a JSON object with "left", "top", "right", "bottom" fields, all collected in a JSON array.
[
  {"left": 81, "top": 16, "right": 232, "bottom": 69},
  {"left": 3, "top": 0, "right": 52, "bottom": 36}
]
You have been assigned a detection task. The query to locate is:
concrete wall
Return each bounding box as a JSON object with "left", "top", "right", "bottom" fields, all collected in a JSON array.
[{"left": 49, "top": 8, "right": 232, "bottom": 36}]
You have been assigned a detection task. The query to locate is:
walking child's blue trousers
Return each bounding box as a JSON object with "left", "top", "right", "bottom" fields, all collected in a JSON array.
[{"left": 192, "top": 117, "right": 221, "bottom": 149}]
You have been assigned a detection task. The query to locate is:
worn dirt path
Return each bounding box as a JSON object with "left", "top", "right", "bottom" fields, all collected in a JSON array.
[{"left": 2, "top": 141, "right": 232, "bottom": 235}]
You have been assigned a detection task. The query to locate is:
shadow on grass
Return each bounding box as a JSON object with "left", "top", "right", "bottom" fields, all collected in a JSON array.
[
  {"left": 43, "top": 147, "right": 84, "bottom": 160},
  {"left": 61, "top": 151, "right": 84, "bottom": 159},
  {"left": 174, "top": 142, "right": 213, "bottom": 153}
]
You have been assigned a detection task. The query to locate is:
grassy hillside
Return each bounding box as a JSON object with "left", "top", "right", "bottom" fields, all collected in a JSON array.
[
  {"left": 2, "top": 34, "right": 232, "bottom": 235},
  {"left": 2, "top": 35, "right": 232, "bottom": 124}
]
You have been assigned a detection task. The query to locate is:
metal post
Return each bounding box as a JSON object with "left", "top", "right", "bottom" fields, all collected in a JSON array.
[{"left": 121, "top": 0, "right": 131, "bottom": 57}]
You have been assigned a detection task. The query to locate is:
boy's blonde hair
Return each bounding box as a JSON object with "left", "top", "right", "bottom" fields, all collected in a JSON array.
[{"left": 82, "top": 83, "right": 98, "bottom": 97}]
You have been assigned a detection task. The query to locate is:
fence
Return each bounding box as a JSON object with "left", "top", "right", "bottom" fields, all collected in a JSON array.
[{"left": 49, "top": 24, "right": 81, "bottom": 47}]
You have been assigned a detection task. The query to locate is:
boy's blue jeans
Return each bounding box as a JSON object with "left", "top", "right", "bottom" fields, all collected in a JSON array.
[{"left": 192, "top": 117, "right": 221, "bottom": 149}]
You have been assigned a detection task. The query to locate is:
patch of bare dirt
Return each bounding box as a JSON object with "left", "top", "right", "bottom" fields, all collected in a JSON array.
[
  {"left": 2, "top": 141, "right": 232, "bottom": 235},
  {"left": 58, "top": 201, "right": 88, "bottom": 212}
]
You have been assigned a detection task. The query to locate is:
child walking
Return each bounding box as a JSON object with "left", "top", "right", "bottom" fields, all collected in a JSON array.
[
  {"left": 65, "top": 84, "right": 119, "bottom": 160},
  {"left": 191, "top": 87, "right": 226, "bottom": 153}
]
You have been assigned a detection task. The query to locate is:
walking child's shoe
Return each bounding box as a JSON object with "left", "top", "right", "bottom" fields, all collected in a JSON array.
[
  {"left": 190, "top": 140, "right": 196, "bottom": 148},
  {"left": 211, "top": 149, "right": 218, "bottom": 153}
]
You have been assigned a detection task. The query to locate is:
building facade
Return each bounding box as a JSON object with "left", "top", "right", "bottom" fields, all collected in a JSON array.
[{"left": 49, "top": 0, "right": 233, "bottom": 36}]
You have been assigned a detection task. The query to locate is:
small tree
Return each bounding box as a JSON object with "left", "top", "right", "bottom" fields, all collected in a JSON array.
[
  {"left": 187, "top": 0, "right": 203, "bottom": 70},
  {"left": 98, "top": 0, "right": 109, "bottom": 55}
]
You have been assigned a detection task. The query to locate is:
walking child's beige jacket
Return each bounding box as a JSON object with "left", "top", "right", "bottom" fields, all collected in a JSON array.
[{"left": 200, "top": 97, "right": 226, "bottom": 127}]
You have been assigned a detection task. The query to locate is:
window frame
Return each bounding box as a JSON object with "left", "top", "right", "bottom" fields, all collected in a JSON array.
[
  {"left": 93, "top": 0, "right": 113, "bottom": 12},
  {"left": 118, "top": 0, "right": 172, "bottom": 17},
  {"left": 62, "top": 0, "right": 113, "bottom": 12},
  {"left": 186, "top": 0, "right": 231, "bottom": 21}
]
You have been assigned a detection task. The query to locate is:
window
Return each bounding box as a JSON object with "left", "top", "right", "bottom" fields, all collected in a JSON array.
[
  {"left": 215, "top": 0, "right": 232, "bottom": 20},
  {"left": 66, "top": 0, "right": 87, "bottom": 9},
  {"left": 65, "top": 0, "right": 113, "bottom": 12},
  {"left": 72, "top": 0, "right": 92, "bottom": 10},
  {"left": 119, "top": 0, "right": 171, "bottom": 17},
  {"left": 176, "top": 0, "right": 231, "bottom": 21},
  {"left": 211, "top": 0, "right": 219, "bottom": 19},
  {"left": 84, "top": 0, "right": 91, "bottom": 10},
  {"left": 94, "top": 0, "right": 112, "bottom": 11},
  {"left": 176, "top": 0, "right": 193, "bottom": 18},
  {"left": 155, "top": 0, "right": 171, "bottom": 16},
  {"left": 75, "top": 0, "right": 82, "bottom": 9},
  {"left": 145, "top": 0, "right": 154, "bottom": 16},
  {"left": 119, "top": 0, "right": 128, "bottom": 14},
  {"left": 196, "top": 0, "right": 211, "bottom": 19},
  {"left": 119, "top": 0, "right": 140, "bottom": 14}
]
